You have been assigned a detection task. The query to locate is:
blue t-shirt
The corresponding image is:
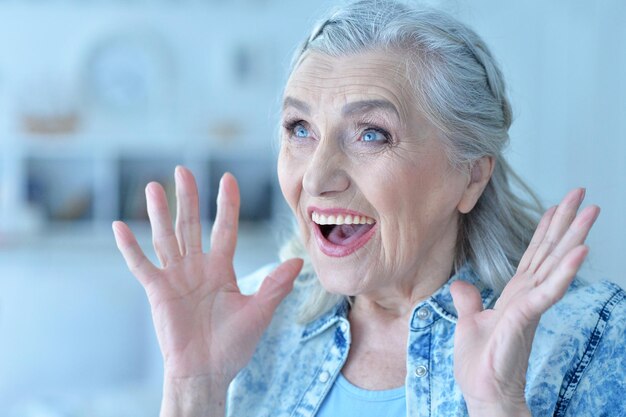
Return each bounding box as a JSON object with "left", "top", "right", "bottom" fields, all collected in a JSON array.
[{"left": 317, "top": 373, "right": 406, "bottom": 416}]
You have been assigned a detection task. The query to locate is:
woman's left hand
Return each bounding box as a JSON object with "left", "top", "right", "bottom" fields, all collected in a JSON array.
[{"left": 450, "top": 188, "right": 600, "bottom": 417}]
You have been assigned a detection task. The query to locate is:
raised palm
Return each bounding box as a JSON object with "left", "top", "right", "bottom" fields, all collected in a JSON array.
[
  {"left": 112, "top": 167, "right": 302, "bottom": 384},
  {"left": 451, "top": 188, "right": 600, "bottom": 414}
]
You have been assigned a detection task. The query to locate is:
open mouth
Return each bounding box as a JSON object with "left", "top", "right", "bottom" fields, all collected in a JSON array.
[{"left": 311, "top": 211, "right": 377, "bottom": 257}]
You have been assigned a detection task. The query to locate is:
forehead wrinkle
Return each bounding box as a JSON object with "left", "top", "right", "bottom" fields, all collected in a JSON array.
[
  {"left": 294, "top": 50, "right": 410, "bottom": 83},
  {"left": 285, "top": 54, "right": 417, "bottom": 129},
  {"left": 286, "top": 83, "right": 410, "bottom": 121},
  {"left": 289, "top": 58, "right": 411, "bottom": 91}
]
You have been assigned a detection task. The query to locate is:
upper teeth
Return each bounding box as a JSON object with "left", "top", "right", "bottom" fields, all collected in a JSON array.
[{"left": 312, "top": 211, "right": 375, "bottom": 225}]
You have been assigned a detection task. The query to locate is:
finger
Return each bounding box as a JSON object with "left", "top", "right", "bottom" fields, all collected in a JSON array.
[
  {"left": 112, "top": 221, "right": 160, "bottom": 286},
  {"left": 451, "top": 281, "right": 484, "bottom": 318},
  {"left": 527, "top": 245, "right": 589, "bottom": 315},
  {"left": 517, "top": 205, "right": 557, "bottom": 272},
  {"left": 146, "top": 182, "right": 181, "bottom": 267},
  {"left": 210, "top": 173, "right": 240, "bottom": 261},
  {"left": 535, "top": 205, "right": 600, "bottom": 282},
  {"left": 527, "top": 188, "right": 585, "bottom": 273},
  {"left": 175, "top": 166, "right": 203, "bottom": 256},
  {"left": 252, "top": 258, "right": 304, "bottom": 324}
]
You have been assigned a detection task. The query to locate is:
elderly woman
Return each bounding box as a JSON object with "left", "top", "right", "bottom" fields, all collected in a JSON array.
[{"left": 112, "top": 1, "right": 625, "bottom": 416}]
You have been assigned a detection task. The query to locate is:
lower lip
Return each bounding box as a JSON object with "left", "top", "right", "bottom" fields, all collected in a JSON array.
[{"left": 312, "top": 222, "right": 377, "bottom": 257}]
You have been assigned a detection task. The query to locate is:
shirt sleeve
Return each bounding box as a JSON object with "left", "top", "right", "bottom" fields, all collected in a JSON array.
[{"left": 560, "top": 284, "right": 626, "bottom": 416}]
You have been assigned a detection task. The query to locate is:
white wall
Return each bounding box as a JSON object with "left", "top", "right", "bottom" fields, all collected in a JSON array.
[{"left": 451, "top": 0, "right": 626, "bottom": 287}]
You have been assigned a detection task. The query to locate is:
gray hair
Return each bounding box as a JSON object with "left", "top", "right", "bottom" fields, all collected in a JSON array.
[{"left": 278, "top": 0, "right": 543, "bottom": 323}]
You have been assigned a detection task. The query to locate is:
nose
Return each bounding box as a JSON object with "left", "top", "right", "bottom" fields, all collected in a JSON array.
[{"left": 302, "top": 139, "right": 350, "bottom": 197}]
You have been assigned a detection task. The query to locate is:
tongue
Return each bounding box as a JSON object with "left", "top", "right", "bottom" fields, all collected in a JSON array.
[{"left": 327, "top": 223, "right": 374, "bottom": 245}]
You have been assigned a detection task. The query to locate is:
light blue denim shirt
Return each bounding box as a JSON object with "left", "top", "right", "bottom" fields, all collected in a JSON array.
[{"left": 227, "top": 264, "right": 626, "bottom": 416}]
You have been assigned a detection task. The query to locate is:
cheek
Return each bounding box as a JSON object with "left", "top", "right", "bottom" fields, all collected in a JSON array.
[{"left": 373, "top": 160, "right": 459, "bottom": 246}]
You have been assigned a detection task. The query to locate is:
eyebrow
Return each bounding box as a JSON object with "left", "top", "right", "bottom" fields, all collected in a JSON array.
[
  {"left": 340, "top": 99, "right": 400, "bottom": 119},
  {"left": 283, "top": 97, "right": 400, "bottom": 120},
  {"left": 283, "top": 97, "right": 311, "bottom": 114}
]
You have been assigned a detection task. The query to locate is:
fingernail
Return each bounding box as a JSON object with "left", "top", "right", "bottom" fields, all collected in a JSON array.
[
  {"left": 588, "top": 205, "right": 601, "bottom": 222},
  {"left": 112, "top": 221, "right": 124, "bottom": 237},
  {"left": 580, "top": 187, "right": 586, "bottom": 201},
  {"left": 217, "top": 176, "right": 224, "bottom": 200},
  {"left": 175, "top": 166, "right": 182, "bottom": 181},
  {"left": 146, "top": 182, "right": 158, "bottom": 196}
]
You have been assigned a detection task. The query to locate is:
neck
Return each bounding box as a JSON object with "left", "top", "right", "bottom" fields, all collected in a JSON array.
[
  {"left": 349, "top": 214, "right": 460, "bottom": 321},
  {"left": 350, "top": 259, "right": 454, "bottom": 321}
]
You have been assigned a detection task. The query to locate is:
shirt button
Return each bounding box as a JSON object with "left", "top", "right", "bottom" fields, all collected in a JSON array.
[
  {"left": 416, "top": 307, "right": 430, "bottom": 320},
  {"left": 319, "top": 371, "right": 330, "bottom": 383},
  {"left": 414, "top": 365, "right": 428, "bottom": 378}
]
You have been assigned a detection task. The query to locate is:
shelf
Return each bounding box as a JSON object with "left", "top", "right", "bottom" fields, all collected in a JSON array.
[
  {"left": 207, "top": 154, "right": 274, "bottom": 221},
  {"left": 0, "top": 138, "right": 277, "bottom": 236},
  {"left": 118, "top": 156, "right": 179, "bottom": 221},
  {"left": 27, "top": 157, "right": 95, "bottom": 221}
]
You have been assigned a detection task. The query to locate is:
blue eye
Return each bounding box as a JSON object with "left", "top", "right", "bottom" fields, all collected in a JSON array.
[
  {"left": 361, "top": 129, "right": 387, "bottom": 143},
  {"left": 293, "top": 123, "right": 309, "bottom": 138}
]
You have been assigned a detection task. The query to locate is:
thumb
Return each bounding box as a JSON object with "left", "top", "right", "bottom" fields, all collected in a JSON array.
[
  {"left": 253, "top": 258, "right": 304, "bottom": 322},
  {"left": 451, "top": 280, "right": 484, "bottom": 318}
]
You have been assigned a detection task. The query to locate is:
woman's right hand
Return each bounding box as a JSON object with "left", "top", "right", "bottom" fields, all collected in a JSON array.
[{"left": 112, "top": 166, "right": 303, "bottom": 414}]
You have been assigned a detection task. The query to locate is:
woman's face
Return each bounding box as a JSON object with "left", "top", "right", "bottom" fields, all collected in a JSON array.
[{"left": 278, "top": 51, "right": 473, "bottom": 300}]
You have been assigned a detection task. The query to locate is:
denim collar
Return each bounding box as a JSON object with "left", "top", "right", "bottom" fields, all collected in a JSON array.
[
  {"left": 425, "top": 263, "right": 497, "bottom": 324},
  {"left": 301, "top": 297, "right": 350, "bottom": 342},
  {"left": 300, "top": 263, "right": 498, "bottom": 341}
]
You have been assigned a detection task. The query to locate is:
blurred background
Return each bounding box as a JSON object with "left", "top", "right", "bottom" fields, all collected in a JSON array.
[{"left": 0, "top": 0, "right": 624, "bottom": 415}]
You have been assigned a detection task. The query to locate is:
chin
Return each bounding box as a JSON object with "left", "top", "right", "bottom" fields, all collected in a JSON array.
[{"left": 311, "top": 261, "right": 368, "bottom": 297}]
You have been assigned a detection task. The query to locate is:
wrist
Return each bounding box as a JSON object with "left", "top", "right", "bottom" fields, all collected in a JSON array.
[
  {"left": 160, "top": 374, "right": 230, "bottom": 417},
  {"left": 465, "top": 398, "right": 531, "bottom": 417}
]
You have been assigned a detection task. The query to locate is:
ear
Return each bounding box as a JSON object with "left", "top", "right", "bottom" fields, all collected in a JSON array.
[{"left": 457, "top": 156, "right": 495, "bottom": 214}]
